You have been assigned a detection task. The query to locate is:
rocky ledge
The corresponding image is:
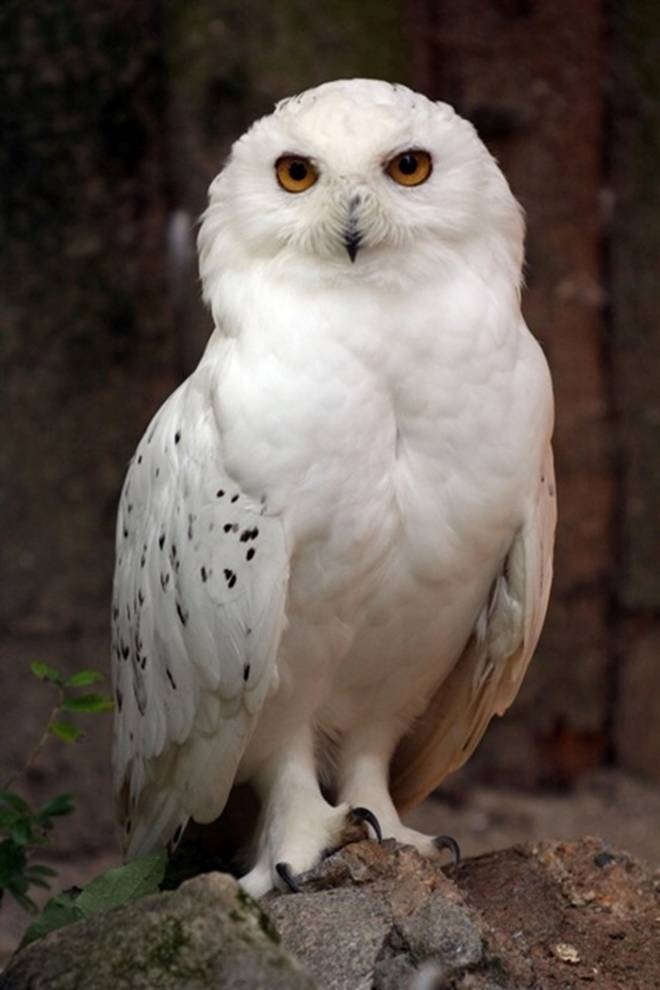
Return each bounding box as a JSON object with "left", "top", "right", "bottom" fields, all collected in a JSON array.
[{"left": 2, "top": 836, "right": 658, "bottom": 989}]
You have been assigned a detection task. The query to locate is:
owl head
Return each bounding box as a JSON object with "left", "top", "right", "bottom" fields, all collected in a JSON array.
[{"left": 199, "top": 79, "right": 524, "bottom": 304}]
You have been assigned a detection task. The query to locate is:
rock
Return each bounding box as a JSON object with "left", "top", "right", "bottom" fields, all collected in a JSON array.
[
  {"left": 396, "top": 891, "right": 483, "bottom": 969},
  {"left": 3, "top": 836, "right": 659, "bottom": 989},
  {"left": 0, "top": 872, "right": 313, "bottom": 990},
  {"left": 267, "top": 836, "right": 660, "bottom": 990},
  {"left": 266, "top": 841, "right": 490, "bottom": 989}
]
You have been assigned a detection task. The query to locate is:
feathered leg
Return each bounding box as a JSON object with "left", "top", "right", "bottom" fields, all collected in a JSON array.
[
  {"left": 239, "top": 724, "right": 378, "bottom": 897},
  {"left": 336, "top": 722, "right": 460, "bottom": 864}
]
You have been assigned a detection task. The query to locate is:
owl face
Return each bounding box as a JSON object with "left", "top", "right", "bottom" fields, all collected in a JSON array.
[{"left": 199, "top": 79, "right": 523, "bottom": 288}]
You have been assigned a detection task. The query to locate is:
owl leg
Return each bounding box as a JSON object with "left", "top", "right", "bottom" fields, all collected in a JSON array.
[
  {"left": 336, "top": 723, "right": 460, "bottom": 864},
  {"left": 238, "top": 724, "right": 379, "bottom": 898}
]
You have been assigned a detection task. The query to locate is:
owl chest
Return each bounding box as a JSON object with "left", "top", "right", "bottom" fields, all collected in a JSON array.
[
  {"left": 287, "top": 395, "right": 519, "bottom": 619},
  {"left": 212, "top": 279, "right": 529, "bottom": 613},
  {"left": 217, "top": 353, "right": 521, "bottom": 623}
]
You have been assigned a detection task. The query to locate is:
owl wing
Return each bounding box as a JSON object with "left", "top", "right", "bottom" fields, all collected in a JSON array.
[
  {"left": 390, "top": 442, "right": 556, "bottom": 811},
  {"left": 111, "top": 379, "right": 289, "bottom": 859}
]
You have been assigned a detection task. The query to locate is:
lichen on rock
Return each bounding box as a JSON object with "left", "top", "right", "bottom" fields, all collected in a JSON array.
[{"left": 3, "top": 837, "right": 659, "bottom": 989}]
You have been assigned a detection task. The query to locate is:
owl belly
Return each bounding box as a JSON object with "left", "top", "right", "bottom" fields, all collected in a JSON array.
[
  {"left": 240, "top": 411, "right": 522, "bottom": 772},
  {"left": 220, "top": 284, "right": 536, "bottom": 771}
]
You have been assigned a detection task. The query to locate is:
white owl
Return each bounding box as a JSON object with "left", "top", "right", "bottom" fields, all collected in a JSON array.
[{"left": 112, "top": 78, "right": 555, "bottom": 897}]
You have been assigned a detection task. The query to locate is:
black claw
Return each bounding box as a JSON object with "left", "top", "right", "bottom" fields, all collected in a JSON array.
[
  {"left": 350, "top": 806, "right": 383, "bottom": 843},
  {"left": 275, "top": 861, "right": 301, "bottom": 893},
  {"left": 434, "top": 834, "right": 461, "bottom": 865}
]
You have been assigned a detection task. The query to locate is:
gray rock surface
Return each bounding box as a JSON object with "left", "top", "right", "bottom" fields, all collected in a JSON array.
[
  {"left": 266, "top": 837, "right": 660, "bottom": 990},
  {"left": 3, "top": 836, "right": 659, "bottom": 989},
  {"left": 0, "top": 872, "right": 313, "bottom": 990}
]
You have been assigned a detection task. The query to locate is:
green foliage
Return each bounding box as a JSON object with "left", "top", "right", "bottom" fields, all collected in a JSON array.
[
  {"left": 0, "top": 662, "right": 112, "bottom": 915},
  {"left": 19, "top": 851, "right": 167, "bottom": 949},
  {"left": 48, "top": 721, "right": 84, "bottom": 743},
  {"left": 18, "top": 891, "right": 84, "bottom": 947},
  {"left": 75, "top": 851, "right": 167, "bottom": 915},
  {"left": 30, "top": 663, "right": 64, "bottom": 685},
  {"left": 4, "top": 660, "right": 173, "bottom": 953},
  {"left": 61, "top": 693, "right": 114, "bottom": 714},
  {"left": 0, "top": 789, "right": 74, "bottom": 914}
]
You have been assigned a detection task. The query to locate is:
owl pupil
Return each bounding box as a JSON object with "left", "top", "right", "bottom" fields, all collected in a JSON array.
[
  {"left": 289, "top": 161, "right": 308, "bottom": 181},
  {"left": 399, "top": 154, "right": 418, "bottom": 175}
]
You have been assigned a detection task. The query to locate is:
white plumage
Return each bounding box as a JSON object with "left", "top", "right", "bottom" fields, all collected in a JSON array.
[{"left": 112, "top": 78, "right": 555, "bottom": 896}]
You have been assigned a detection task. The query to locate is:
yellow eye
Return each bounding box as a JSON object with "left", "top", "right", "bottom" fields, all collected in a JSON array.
[
  {"left": 385, "top": 149, "right": 432, "bottom": 187},
  {"left": 275, "top": 155, "right": 319, "bottom": 193}
]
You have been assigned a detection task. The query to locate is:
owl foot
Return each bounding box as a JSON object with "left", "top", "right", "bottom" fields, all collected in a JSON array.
[
  {"left": 336, "top": 780, "right": 460, "bottom": 866},
  {"left": 323, "top": 804, "right": 382, "bottom": 856},
  {"left": 240, "top": 802, "right": 382, "bottom": 897},
  {"left": 349, "top": 806, "right": 383, "bottom": 843},
  {"left": 276, "top": 804, "right": 382, "bottom": 893},
  {"left": 275, "top": 861, "right": 301, "bottom": 893},
  {"left": 378, "top": 820, "right": 461, "bottom": 865},
  {"left": 433, "top": 833, "right": 461, "bottom": 864}
]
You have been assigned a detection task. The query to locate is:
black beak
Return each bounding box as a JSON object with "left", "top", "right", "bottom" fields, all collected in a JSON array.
[{"left": 344, "top": 230, "right": 361, "bottom": 263}]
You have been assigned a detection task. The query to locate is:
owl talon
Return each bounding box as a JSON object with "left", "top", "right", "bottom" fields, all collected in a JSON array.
[
  {"left": 350, "top": 806, "right": 383, "bottom": 843},
  {"left": 275, "top": 861, "right": 301, "bottom": 893},
  {"left": 434, "top": 833, "right": 461, "bottom": 865}
]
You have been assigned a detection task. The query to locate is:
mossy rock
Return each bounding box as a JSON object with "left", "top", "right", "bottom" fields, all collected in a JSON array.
[{"left": 1, "top": 872, "right": 315, "bottom": 990}]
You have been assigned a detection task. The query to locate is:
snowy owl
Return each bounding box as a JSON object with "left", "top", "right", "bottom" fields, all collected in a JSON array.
[{"left": 112, "top": 78, "right": 555, "bottom": 897}]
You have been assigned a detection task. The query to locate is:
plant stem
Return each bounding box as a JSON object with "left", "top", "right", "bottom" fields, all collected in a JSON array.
[{"left": 3, "top": 686, "right": 64, "bottom": 791}]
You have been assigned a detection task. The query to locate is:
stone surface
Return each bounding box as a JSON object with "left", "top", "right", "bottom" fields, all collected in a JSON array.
[
  {"left": 0, "top": 0, "right": 178, "bottom": 638},
  {"left": 407, "top": 769, "right": 660, "bottom": 871},
  {"left": 454, "top": 838, "right": 660, "bottom": 990},
  {"left": 610, "top": 1, "right": 660, "bottom": 611},
  {"left": 0, "top": 872, "right": 313, "bottom": 990},
  {"left": 615, "top": 624, "right": 660, "bottom": 781},
  {"left": 268, "top": 837, "right": 660, "bottom": 989},
  {"left": 3, "top": 838, "right": 660, "bottom": 989},
  {"left": 609, "top": 0, "right": 660, "bottom": 786}
]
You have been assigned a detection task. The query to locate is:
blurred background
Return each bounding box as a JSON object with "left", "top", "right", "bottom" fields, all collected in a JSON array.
[{"left": 1, "top": 0, "right": 659, "bottom": 956}]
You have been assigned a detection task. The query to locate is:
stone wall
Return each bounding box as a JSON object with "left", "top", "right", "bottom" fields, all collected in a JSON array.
[{"left": 609, "top": 1, "right": 660, "bottom": 780}]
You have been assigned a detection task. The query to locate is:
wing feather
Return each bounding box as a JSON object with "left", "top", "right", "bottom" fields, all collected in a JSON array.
[
  {"left": 111, "top": 375, "right": 289, "bottom": 858},
  {"left": 391, "top": 442, "right": 556, "bottom": 810}
]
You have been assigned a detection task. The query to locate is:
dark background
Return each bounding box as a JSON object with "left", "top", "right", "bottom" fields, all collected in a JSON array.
[{"left": 1, "top": 0, "right": 659, "bottom": 955}]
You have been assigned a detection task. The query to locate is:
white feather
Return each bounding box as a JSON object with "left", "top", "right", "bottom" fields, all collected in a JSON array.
[
  {"left": 111, "top": 79, "right": 555, "bottom": 881},
  {"left": 112, "top": 372, "right": 289, "bottom": 850}
]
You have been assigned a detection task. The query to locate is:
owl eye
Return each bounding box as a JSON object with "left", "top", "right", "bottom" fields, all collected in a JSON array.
[
  {"left": 275, "top": 155, "right": 319, "bottom": 193},
  {"left": 385, "top": 150, "right": 433, "bottom": 187}
]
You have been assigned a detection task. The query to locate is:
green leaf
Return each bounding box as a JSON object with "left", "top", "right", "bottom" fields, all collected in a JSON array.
[
  {"left": 61, "top": 694, "right": 113, "bottom": 714},
  {"left": 18, "top": 892, "right": 84, "bottom": 948},
  {"left": 9, "top": 888, "right": 39, "bottom": 915},
  {"left": 23, "top": 875, "right": 51, "bottom": 890},
  {"left": 75, "top": 851, "right": 167, "bottom": 917},
  {"left": 0, "top": 791, "right": 31, "bottom": 814},
  {"left": 64, "top": 670, "right": 104, "bottom": 688},
  {"left": 24, "top": 864, "right": 58, "bottom": 878},
  {"left": 0, "top": 839, "right": 27, "bottom": 886},
  {"left": 48, "top": 722, "right": 84, "bottom": 743},
  {"left": 37, "top": 794, "right": 74, "bottom": 820},
  {"left": 10, "top": 820, "right": 33, "bottom": 846},
  {"left": 30, "top": 662, "right": 63, "bottom": 685}
]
